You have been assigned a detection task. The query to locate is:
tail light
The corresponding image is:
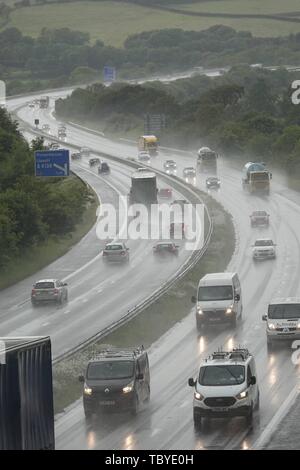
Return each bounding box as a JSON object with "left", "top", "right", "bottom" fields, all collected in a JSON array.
[
  {"left": 103, "top": 251, "right": 107, "bottom": 256},
  {"left": 31, "top": 289, "right": 36, "bottom": 296},
  {"left": 121, "top": 250, "right": 126, "bottom": 255},
  {"left": 53, "top": 289, "right": 59, "bottom": 295}
]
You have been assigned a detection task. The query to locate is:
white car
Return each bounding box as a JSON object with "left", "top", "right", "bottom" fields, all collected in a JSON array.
[
  {"left": 183, "top": 167, "right": 196, "bottom": 177},
  {"left": 252, "top": 238, "right": 276, "bottom": 260},
  {"left": 188, "top": 348, "right": 259, "bottom": 428}
]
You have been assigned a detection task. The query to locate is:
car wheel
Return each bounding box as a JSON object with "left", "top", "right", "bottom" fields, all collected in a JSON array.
[
  {"left": 65, "top": 292, "right": 68, "bottom": 302},
  {"left": 193, "top": 410, "right": 202, "bottom": 430},
  {"left": 267, "top": 339, "right": 274, "bottom": 352}
]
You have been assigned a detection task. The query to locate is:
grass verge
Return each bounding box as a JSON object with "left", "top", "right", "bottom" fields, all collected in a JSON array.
[
  {"left": 53, "top": 190, "right": 235, "bottom": 414},
  {"left": 0, "top": 180, "right": 98, "bottom": 290}
]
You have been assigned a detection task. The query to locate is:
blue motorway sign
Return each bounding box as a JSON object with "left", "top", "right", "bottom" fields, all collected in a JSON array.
[
  {"left": 35, "top": 149, "right": 70, "bottom": 177},
  {"left": 103, "top": 66, "right": 116, "bottom": 82}
]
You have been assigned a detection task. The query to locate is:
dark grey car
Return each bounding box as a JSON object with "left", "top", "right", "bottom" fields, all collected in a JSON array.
[{"left": 31, "top": 279, "right": 68, "bottom": 306}]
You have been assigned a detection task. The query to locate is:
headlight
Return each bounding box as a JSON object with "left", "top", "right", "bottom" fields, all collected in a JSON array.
[
  {"left": 123, "top": 381, "right": 134, "bottom": 394},
  {"left": 267, "top": 322, "right": 276, "bottom": 330},
  {"left": 84, "top": 384, "right": 92, "bottom": 396},
  {"left": 297, "top": 323, "right": 300, "bottom": 330},
  {"left": 236, "top": 390, "right": 248, "bottom": 400},
  {"left": 197, "top": 308, "right": 203, "bottom": 315},
  {"left": 194, "top": 392, "right": 204, "bottom": 401},
  {"left": 226, "top": 307, "right": 233, "bottom": 314}
]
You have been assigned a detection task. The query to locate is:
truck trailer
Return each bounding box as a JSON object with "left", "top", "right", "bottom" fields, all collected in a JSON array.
[
  {"left": 138, "top": 135, "right": 158, "bottom": 156},
  {"left": 129, "top": 171, "right": 158, "bottom": 205},
  {"left": 242, "top": 162, "right": 271, "bottom": 194},
  {"left": 0, "top": 336, "right": 55, "bottom": 450}
]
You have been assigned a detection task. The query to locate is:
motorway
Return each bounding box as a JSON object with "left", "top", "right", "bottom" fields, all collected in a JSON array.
[{"left": 6, "top": 89, "right": 300, "bottom": 449}]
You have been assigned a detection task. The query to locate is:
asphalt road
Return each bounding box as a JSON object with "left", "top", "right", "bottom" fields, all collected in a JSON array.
[{"left": 7, "top": 90, "right": 300, "bottom": 449}]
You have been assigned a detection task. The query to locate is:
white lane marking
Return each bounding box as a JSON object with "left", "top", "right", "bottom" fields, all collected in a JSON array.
[
  {"left": 252, "top": 384, "right": 300, "bottom": 449},
  {"left": 82, "top": 298, "right": 88, "bottom": 303},
  {"left": 42, "top": 322, "right": 50, "bottom": 326},
  {"left": 97, "top": 288, "right": 103, "bottom": 293},
  {"left": 63, "top": 310, "right": 71, "bottom": 315},
  {"left": 178, "top": 400, "right": 189, "bottom": 408}
]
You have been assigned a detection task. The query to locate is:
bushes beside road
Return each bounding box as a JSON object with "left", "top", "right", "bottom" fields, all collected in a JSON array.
[{"left": 0, "top": 110, "right": 94, "bottom": 275}]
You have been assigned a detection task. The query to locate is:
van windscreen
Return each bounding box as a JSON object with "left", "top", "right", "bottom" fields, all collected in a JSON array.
[
  {"left": 87, "top": 361, "right": 134, "bottom": 380},
  {"left": 198, "top": 286, "right": 233, "bottom": 301},
  {"left": 199, "top": 365, "right": 245, "bottom": 386},
  {"left": 268, "top": 304, "right": 300, "bottom": 319}
]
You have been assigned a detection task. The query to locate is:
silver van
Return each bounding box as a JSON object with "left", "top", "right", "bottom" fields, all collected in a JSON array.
[{"left": 192, "top": 272, "right": 242, "bottom": 330}]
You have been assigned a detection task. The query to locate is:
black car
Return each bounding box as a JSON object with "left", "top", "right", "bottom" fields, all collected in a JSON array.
[
  {"left": 153, "top": 242, "right": 179, "bottom": 256},
  {"left": 71, "top": 152, "right": 81, "bottom": 160},
  {"left": 206, "top": 177, "right": 220, "bottom": 189},
  {"left": 89, "top": 158, "right": 100, "bottom": 167},
  {"left": 98, "top": 162, "right": 110, "bottom": 174},
  {"left": 79, "top": 346, "right": 150, "bottom": 418}
]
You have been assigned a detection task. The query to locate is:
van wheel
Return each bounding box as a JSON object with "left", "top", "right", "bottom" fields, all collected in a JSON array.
[
  {"left": 196, "top": 320, "right": 205, "bottom": 333},
  {"left": 193, "top": 411, "right": 202, "bottom": 430},
  {"left": 255, "top": 391, "right": 260, "bottom": 411},
  {"left": 131, "top": 395, "right": 139, "bottom": 415},
  {"left": 267, "top": 339, "right": 273, "bottom": 352},
  {"left": 246, "top": 405, "right": 253, "bottom": 425},
  {"left": 84, "top": 408, "right": 93, "bottom": 421}
]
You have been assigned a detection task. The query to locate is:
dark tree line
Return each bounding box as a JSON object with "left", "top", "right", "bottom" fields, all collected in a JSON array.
[{"left": 56, "top": 65, "right": 300, "bottom": 175}]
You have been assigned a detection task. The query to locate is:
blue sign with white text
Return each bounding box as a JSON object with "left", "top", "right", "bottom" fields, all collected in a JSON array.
[
  {"left": 103, "top": 66, "right": 116, "bottom": 82},
  {"left": 35, "top": 149, "right": 70, "bottom": 177}
]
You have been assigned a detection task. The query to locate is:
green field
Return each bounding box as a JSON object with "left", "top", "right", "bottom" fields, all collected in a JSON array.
[
  {"left": 173, "top": 0, "right": 300, "bottom": 15},
  {"left": 7, "top": 0, "right": 300, "bottom": 47}
]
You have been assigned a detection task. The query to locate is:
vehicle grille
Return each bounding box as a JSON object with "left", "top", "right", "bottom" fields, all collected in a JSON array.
[
  {"left": 203, "top": 310, "right": 226, "bottom": 319},
  {"left": 276, "top": 327, "right": 296, "bottom": 332},
  {"left": 204, "top": 397, "right": 236, "bottom": 407}
]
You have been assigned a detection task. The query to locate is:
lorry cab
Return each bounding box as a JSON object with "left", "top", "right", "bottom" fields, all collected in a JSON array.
[
  {"left": 192, "top": 272, "right": 242, "bottom": 330},
  {"left": 138, "top": 135, "right": 158, "bottom": 156}
]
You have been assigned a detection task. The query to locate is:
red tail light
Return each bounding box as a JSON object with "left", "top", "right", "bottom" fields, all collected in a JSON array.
[
  {"left": 121, "top": 251, "right": 126, "bottom": 255},
  {"left": 53, "top": 289, "right": 59, "bottom": 295},
  {"left": 31, "top": 289, "right": 36, "bottom": 296}
]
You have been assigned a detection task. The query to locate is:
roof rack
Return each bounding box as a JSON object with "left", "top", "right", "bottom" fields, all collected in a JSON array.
[
  {"left": 92, "top": 345, "right": 144, "bottom": 360},
  {"left": 207, "top": 347, "right": 250, "bottom": 362}
]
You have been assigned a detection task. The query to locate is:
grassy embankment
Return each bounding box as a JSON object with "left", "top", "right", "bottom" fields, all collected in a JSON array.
[{"left": 0, "top": 178, "right": 98, "bottom": 290}]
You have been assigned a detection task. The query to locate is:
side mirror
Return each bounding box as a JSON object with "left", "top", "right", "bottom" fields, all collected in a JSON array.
[
  {"left": 136, "top": 373, "right": 144, "bottom": 381},
  {"left": 78, "top": 375, "right": 85, "bottom": 383},
  {"left": 191, "top": 295, "right": 197, "bottom": 304},
  {"left": 63, "top": 282, "right": 68, "bottom": 286},
  {"left": 188, "top": 378, "right": 195, "bottom": 387},
  {"left": 262, "top": 314, "right": 267, "bottom": 321},
  {"left": 234, "top": 294, "right": 240, "bottom": 301},
  {"left": 250, "top": 376, "right": 256, "bottom": 386}
]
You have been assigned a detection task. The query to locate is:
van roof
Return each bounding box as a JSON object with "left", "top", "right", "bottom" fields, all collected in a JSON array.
[{"left": 198, "top": 272, "right": 237, "bottom": 286}]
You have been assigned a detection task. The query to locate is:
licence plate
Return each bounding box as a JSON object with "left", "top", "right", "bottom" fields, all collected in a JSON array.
[
  {"left": 209, "top": 317, "right": 221, "bottom": 322},
  {"left": 212, "top": 407, "right": 228, "bottom": 412},
  {"left": 99, "top": 400, "right": 115, "bottom": 406}
]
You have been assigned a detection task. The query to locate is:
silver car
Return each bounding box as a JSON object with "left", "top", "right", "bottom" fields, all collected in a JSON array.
[
  {"left": 103, "top": 242, "right": 129, "bottom": 263},
  {"left": 31, "top": 279, "right": 68, "bottom": 306}
]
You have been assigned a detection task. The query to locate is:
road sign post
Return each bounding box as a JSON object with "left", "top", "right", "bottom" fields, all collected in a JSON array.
[
  {"left": 103, "top": 66, "right": 116, "bottom": 83},
  {"left": 35, "top": 149, "right": 70, "bottom": 177}
]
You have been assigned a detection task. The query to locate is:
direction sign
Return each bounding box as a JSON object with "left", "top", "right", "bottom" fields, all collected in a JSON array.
[
  {"left": 35, "top": 149, "right": 70, "bottom": 177},
  {"left": 103, "top": 66, "right": 116, "bottom": 82}
]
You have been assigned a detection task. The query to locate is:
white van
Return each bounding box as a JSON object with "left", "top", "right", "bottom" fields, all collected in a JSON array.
[
  {"left": 192, "top": 272, "right": 242, "bottom": 330},
  {"left": 188, "top": 348, "right": 259, "bottom": 428},
  {"left": 262, "top": 298, "right": 300, "bottom": 350}
]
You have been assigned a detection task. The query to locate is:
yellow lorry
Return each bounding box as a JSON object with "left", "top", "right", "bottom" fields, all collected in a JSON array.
[{"left": 138, "top": 135, "right": 158, "bottom": 156}]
